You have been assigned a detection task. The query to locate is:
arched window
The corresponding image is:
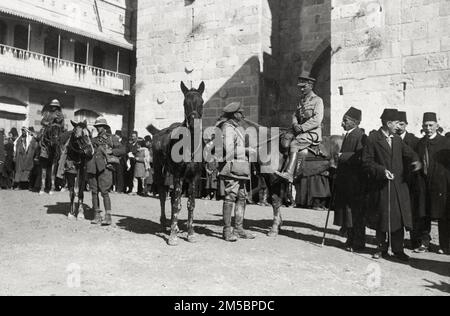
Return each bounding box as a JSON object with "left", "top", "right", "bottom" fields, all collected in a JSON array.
[
  {"left": 0, "top": 20, "right": 7, "bottom": 45},
  {"left": 74, "top": 109, "right": 100, "bottom": 128},
  {"left": 14, "top": 24, "right": 28, "bottom": 50}
]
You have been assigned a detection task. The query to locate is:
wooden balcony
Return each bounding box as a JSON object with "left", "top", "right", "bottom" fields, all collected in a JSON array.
[{"left": 0, "top": 44, "right": 131, "bottom": 96}]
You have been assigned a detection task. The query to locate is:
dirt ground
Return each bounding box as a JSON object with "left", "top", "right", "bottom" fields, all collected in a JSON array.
[{"left": 0, "top": 190, "right": 449, "bottom": 296}]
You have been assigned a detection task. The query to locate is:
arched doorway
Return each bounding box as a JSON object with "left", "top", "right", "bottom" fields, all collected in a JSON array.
[
  {"left": 74, "top": 109, "right": 100, "bottom": 128},
  {"left": 310, "top": 46, "right": 331, "bottom": 136}
]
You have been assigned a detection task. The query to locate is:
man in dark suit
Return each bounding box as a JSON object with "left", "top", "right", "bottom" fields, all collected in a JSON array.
[
  {"left": 362, "top": 109, "right": 422, "bottom": 262},
  {"left": 333, "top": 107, "right": 367, "bottom": 252},
  {"left": 396, "top": 111, "right": 422, "bottom": 249},
  {"left": 396, "top": 111, "right": 419, "bottom": 149},
  {"left": 415, "top": 113, "right": 450, "bottom": 255}
]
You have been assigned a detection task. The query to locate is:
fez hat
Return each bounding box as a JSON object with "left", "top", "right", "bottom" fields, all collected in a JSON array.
[
  {"left": 223, "top": 102, "right": 243, "bottom": 114},
  {"left": 115, "top": 130, "right": 122, "bottom": 137},
  {"left": 71, "top": 120, "right": 88, "bottom": 129},
  {"left": 298, "top": 71, "right": 316, "bottom": 84},
  {"left": 344, "top": 107, "right": 362, "bottom": 122},
  {"left": 423, "top": 112, "right": 437, "bottom": 123},
  {"left": 93, "top": 117, "right": 110, "bottom": 128},
  {"left": 28, "top": 126, "right": 35, "bottom": 133},
  {"left": 144, "top": 135, "right": 152, "bottom": 142},
  {"left": 380, "top": 109, "right": 399, "bottom": 121},
  {"left": 49, "top": 99, "right": 61, "bottom": 109},
  {"left": 397, "top": 111, "right": 408, "bottom": 124}
]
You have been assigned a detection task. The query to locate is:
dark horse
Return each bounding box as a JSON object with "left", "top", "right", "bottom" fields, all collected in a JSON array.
[
  {"left": 57, "top": 120, "right": 94, "bottom": 220},
  {"left": 39, "top": 124, "right": 65, "bottom": 194},
  {"left": 149, "top": 81, "right": 205, "bottom": 246},
  {"left": 238, "top": 119, "right": 343, "bottom": 237}
]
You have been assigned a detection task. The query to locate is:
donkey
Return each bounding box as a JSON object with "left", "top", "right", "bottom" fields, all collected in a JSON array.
[
  {"left": 57, "top": 120, "right": 94, "bottom": 220},
  {"left": 149, "top": 81, "right": 205, "bottom": 246}
]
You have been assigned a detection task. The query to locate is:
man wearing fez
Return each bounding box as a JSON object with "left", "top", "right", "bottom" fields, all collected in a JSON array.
[
  {"left": 276, "top": 72, "right": 324, "bottom": 183},
  {"left": 362, "top": 109, "right": 421, "bottom": 261},
  {"left": 396, "top": 111, "right": 419, "bottom": 149},
  {"left": 333, "top": 107, "right": 367, "bottom": 252},
  {"left": 414, "top": 113, "right": 450, "bottom": 255},
  {"left": 217, "top": 102, "right": 256, "bottom": 242}
]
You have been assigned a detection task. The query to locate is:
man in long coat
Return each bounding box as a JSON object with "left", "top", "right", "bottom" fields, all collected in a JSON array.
[
  {"left": 14, "top": 127, "right": 39, "bottom": 188},
  {"left": 362, "top": 109, "right": 421, "bottom": 262},
  {"left": 333, "top": 107, "right": 367, "bottom": 252},
  {"left": 414, "top": 113, "right": 450, "bottom": 255}
]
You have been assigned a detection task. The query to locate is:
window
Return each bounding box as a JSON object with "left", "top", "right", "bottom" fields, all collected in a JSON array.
[
  {"left": 0, "top": 20, "right": 7, "bottom": 45},
  {"left": 14, "top": 24, "right": 28, "bottom": 50},
  {"left": 93, "top": 46, "right": 105, "bottom": 69},
  {"left": 74, "top": 41, "right": 87, "bottom": 64},
  {"left": 44, "top": 31, "right": 59, "bottom": 58}
]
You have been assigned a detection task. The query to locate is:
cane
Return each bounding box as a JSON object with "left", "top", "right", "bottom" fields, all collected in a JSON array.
[
  {"left": 387, "top": 179, "right": 393, "bottom": 256},
  {"left": 321, "top": 173, "right": 337, "bottom": 247}
]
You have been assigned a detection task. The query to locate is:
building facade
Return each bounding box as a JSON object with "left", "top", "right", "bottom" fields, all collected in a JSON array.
[
  {"left": 0, "top": 0, "right": 136, "bottom": 134},
  {"left": 136, "top": 0, "right": 450, "bottom": 136}
]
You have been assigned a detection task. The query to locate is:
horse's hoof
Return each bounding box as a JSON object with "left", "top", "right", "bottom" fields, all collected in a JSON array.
[
  {"left": 168, "top": 236, "right": 179, "bottom": 246},
  {"left": 38, "top": 191, "right": 45, "bottom": 195},
  {"left": 68, "top": 213, "right": 76, "bottom": 221},
  {"left": 267, "top": 228, "right": 279, "bottom": 238},
  {"left": 49, "top": 191, "right": 54, "bottom": 195},
  {"left": 187, "top": 234, "right": 197, "bottom": 243}
]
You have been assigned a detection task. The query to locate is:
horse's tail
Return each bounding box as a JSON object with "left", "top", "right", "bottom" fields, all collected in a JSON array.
[{"left": 146, "top": 124, "right": 160, "bottom": 136}]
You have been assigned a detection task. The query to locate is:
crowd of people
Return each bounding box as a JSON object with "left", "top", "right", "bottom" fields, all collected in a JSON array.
[{"left": 0, "top": 124, "right": 272, "bottom": 205}]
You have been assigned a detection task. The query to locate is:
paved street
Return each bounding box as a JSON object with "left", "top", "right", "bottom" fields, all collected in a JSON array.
[{"left": 0, "top": 190, "right": 449, "bottom": 296}]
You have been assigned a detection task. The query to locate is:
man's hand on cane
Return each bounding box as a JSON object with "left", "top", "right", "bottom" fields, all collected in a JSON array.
[{"left": 385, "top": 170, "right": 395, "bottom": 181}]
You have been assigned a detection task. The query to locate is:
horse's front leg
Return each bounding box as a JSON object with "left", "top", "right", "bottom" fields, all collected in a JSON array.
[
  {"left": 159, "top": 185, "right": 168, "bottom": 231},
  {"left": 77, "top": 171, "right": 85, "bottom": 220},
  {"left": 168, "top": 179, "right": 182, "bottom": 246},
  {"left": 268, "top": 181, "right": 284, "bottom": 237},
  {"left": 39, "top": 162, "right": 46, "bottom": 195},
  {"left": 67, "top": 174, "right": 76, "bottom": 220},
  {"left": 186, "top": 179, "right": 197, "bottom": 243},
  {"left": 50, "top": 161, "right": 57, "bottom": 194}
]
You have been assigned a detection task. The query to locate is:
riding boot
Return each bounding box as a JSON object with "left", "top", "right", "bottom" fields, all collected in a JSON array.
[
  {"left": 234, "top": 199, "right": 256, "bottom": 239},
  {"left": 275, "top": 152, "right": 299, "bottom": 183},
  {"left": 91, "top": 210, "right": 103, "bottom": 225},
  {"left": 223, "top": 201, "right": 238, "bottom": 242}
]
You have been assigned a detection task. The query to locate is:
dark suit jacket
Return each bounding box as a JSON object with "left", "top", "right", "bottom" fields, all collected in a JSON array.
[
  {"left": 362, "top": 129, "right": 419, "bottom": 232},
  {"left": 415, "top": 134, "right": 450, "bottom": 219},
  {"left": 333, "top": 128, "right": 367, "bottom": 225}
]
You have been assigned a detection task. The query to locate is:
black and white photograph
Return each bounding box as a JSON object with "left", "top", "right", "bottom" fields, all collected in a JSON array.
[{"left": 0, "top": 0, "right": 449, "bottom": 300}]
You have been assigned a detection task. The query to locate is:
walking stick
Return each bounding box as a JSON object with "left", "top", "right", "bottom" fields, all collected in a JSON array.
[
  {"left": 387, "top": 179, "right": 393, "bottom": 256},
  {"left": 321, "top": 174, "right": 337, "bottom": 247}
]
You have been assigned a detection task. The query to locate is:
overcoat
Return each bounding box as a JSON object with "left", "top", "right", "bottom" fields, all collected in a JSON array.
[
  {"left": 415, "top": 134, "right": 450, "bottom": 220},
  {"left": 333, "top": 127, "right": 367, "bottom": 227},
  {"left": 14, "top": 135, "right": 39, "bottom": 183},
  {"left": 362, "top": 129, "right": 419, "bottom": 232}
]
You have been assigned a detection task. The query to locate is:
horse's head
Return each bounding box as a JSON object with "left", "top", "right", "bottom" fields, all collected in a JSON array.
[
  {"left": 180, "top": 81, "right": 205, "bottom": 130},
  {"left": 69, "top": 120, "right": 93, "bottom": 160}
]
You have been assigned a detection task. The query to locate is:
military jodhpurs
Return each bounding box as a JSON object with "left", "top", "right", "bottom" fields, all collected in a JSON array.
[
  {"left": 89, "top": 169, "right": 113, "bottom": 211},
  {"left": 223, "top": 179, "right": 248, "bottom": 203}
]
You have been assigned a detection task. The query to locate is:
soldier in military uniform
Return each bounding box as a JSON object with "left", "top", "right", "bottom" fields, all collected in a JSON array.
[
  {"left": 41, "top": 99, "right": 65, "bottom": 129},
  {"left": 87, "top": 118, "right": 126, "bottom": 226},
  {"left": 276, "top": 73, "right": 324, "bottom": 183},
  {"left": 216, "top": 102, "right": 256, "bottom": 242}
]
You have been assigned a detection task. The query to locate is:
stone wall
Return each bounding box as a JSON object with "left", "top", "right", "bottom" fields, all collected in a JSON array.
[
  {"left": 135, "top": 0, "right": 332, "bottom": 134},
  {"left": 331, "top": 0, "right": 450, "bottom": 135}
]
